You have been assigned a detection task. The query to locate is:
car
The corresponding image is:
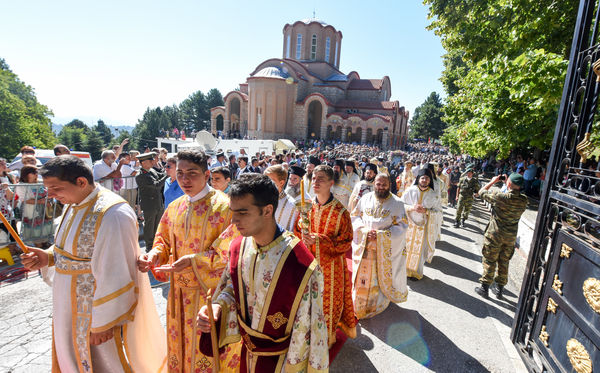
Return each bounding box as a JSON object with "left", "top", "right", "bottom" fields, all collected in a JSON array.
[{"left": 10, "top": 149, "right": 93, "bottom": 168}]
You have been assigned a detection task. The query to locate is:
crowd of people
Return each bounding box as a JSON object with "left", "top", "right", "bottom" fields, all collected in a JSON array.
[{"left": 5, "top": 138, "right": 538, "bottom": 372}]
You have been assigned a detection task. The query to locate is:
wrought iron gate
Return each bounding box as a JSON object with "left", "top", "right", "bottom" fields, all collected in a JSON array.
[{"left": 511, "top": 0, "right": 600, "bottom": 371}]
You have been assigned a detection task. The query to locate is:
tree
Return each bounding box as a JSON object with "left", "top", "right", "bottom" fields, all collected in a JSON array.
[
  {"left": 424, "top": 0, "right": 579, "bottom": 156},
  {"left": 58, "top": 126, "right": 87, "bottom": 150},
  {"left": 179, "top": 91, "right": 208, "bottom": 132},
  {"left": 84, "top": 130, "right": 104, "bottom": 161},
  {"left": 0, "top": 58, "right": 55, "bottom": 158},
  {"left": 94, "top": 119, "right": 113, "bottom": 145},
  {"left": 409, "top": 92, "right": 447, "bottom": 141},
  {"left": 64, "top": 119, "right": 88, "bottom": 130},
  {"left": 111, "top": 129, "right": 131, "bottom": 148}
]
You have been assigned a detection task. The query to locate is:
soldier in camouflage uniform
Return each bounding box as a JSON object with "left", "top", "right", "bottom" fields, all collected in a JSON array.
[
  {"left": 454, "top": 166, "right": 480, "bottom": 227},
  {"left": 136, "top": 152, "right": 168, "bottom": 251},
  {"left": 475, "top": 173, "right": 528, "bottom": 299}
]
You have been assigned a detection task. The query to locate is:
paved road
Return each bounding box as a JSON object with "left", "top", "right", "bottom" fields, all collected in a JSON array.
[{"left": 0, "top": 200, "right": 528, "bottom": 372}]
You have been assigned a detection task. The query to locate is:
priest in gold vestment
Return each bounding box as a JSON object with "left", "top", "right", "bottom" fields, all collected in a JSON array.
[
  {"left": 137, "top": 150, "right": 239, "bottom": 373},
  {"left": 351, "top": 174, "right": 408, "bottom": 319},
  {"left": 22, "top": 156, "right": 166, "bottom": 373}
]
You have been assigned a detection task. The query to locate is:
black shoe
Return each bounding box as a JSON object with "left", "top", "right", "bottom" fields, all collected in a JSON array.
[
  {"left": 454, "top": 220, "right": 460, "bottom": 228},
  {"left": 460, "top": 219, "right": 465, "bottom": 227},
  {"left": 491, "top": 284, "right": 504, "bottom": 299},
  {"left": 475, "top": 284, "right": 489, "bottom": 298}
]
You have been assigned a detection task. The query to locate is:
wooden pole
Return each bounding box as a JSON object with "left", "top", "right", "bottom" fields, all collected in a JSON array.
[
  {"left": 0, "top": 210, "right": 28, "bottom": 253},
  {"left": 206, "top": 288, "right": 220, "bottom": 372}
]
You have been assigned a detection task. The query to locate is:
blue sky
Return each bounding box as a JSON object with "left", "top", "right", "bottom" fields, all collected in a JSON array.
[{"left": 1, "top": 0, "right": 445, "bottom": 127}]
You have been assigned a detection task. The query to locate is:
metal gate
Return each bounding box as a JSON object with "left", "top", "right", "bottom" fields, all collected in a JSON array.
[{"left": 511, "top": 0, "right": 600, "bottom": 371}]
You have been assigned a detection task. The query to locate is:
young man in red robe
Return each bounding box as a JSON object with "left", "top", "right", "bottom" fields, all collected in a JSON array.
[{"left": 295, "top": 164, "right": 358, "bottom": 349}]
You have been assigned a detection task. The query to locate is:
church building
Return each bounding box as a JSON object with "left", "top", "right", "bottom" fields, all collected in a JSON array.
[{"left": 210, "top": 19, "right": 409, "bottom": 149}]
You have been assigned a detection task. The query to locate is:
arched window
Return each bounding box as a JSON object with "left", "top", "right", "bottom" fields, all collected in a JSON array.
[
  {"left": 286, "top": 34, "right": 291, "bottom": 58},
  {"left": 325, "top": 37, "right": 331, "bottom": 62},
  {"left": 334, "top": 41, "right": 339, "bottom": 65},
  {"left": 311, "top": 34, "right": 317, "bottom": 60},
  {"left": 296, "top": 34, "right": 303, "bottom": 59}
]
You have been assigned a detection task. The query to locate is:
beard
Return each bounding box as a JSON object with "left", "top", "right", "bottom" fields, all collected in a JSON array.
[
  {"left": 365, "top": 175, "right": 375, "bottom": 183},
  {"left": 289, "top": 184, "right": 300, "bottom": 195},
  {"left": 333, "top": 170, "right": 340, "bottom": 184},
  {"left": 375, "top": 189, "right": 390, "bottom": 199}
]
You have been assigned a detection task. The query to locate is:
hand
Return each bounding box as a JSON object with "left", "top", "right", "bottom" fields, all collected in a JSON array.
[
  {"left": 153, "top": 254, "right": 194, "bottom": 273},
  {"left": 90, "top": 329, "right": 114, "bottom": 345},
  {"left": 20, "top": 247, "right": 49, "bottom": 271},
  {"left": 120, "top": 138, "right": 129, "bottom": 146},
  {"left": 1, "top": 183, "right": 7, "bottom": 189},
  {"left": 302, "top": 233, "right": 316, "bottom": 247},
  {"left": 197, "top": 304, "right": 222, "bottom": 333},
  {"left": 415, "top": 204, "right": 426, "bottom": 213},
  {"left": 119, "top": 158, "right": 129, "bottom": 166},
  {"left": 137, "top": 251, "right": 160, "bottom": 272},
  {"left": 367, "top": 230, "right": 377, "bottom": 241}
]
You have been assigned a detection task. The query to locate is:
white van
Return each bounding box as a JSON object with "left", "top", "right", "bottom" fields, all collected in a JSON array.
[{"left": 10, "top": 149, "right": 93, "bottom": 168}]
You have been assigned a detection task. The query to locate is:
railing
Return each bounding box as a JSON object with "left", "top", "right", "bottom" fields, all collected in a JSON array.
[{"left": 0, "top": 176, "right": 143, "bottom": 251}]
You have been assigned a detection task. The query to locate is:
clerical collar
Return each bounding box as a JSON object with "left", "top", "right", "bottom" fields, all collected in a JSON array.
[
  {"left": 188, "top": 184, "right": 211, "bottom": 202},
  {"left": 256, "top": 225, "right": 284, "bottom": 252},
  {"left": 73, "top": 185, "right": 101, "bottom": 207},
  {"left": 316, "top": 193, "right": 334, "bottom": 206}
]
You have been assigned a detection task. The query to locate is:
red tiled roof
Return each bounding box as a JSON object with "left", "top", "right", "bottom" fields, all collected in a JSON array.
[
  {"left": 347, "top": 79, "right": 383, "bottom": 90},
  {"left": 335, "top": 100, "right": 396, "bottom": 111}
]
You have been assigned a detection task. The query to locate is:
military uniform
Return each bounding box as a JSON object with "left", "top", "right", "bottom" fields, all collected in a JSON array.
[
  {"left": 478, "top": 188, "right": 527, "bottom": 287},
  {"left": 136, "top": 166, "right": 168, "bottom": 251},
  {"left": 455, "top": 175, "right": 480, "bottom": 225}
]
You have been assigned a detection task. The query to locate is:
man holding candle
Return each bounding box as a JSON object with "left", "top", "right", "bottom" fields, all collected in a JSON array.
[
  {"left": 20, "top": 155, "right": 166, "bottom": 372},
  {"left": 136, "top": 149, "right": 240, "bottom": 373},
  {"left": 197, "top": 173, "right": 329, "bottom": 372},
  {"left": 294, "top": 165, "right": 358, "bottom": 349}
]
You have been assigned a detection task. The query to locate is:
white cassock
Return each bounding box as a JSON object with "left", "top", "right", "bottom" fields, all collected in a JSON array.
[
  {"left": 333, "top": 172, "right": 360, "bottom": 208},
  {"left": 348, "top": 180, "right": 374, "bottom": 213},
  {"left": 44, "top": 186, "right": 167, "bottom": 372},
  {"left": 400, "top": 184, "right": 441, "bottom": 280},
  {"left": 285, "top": 185, "right": 311, "bottom": 206},
  {"left": 302, "top": 174, "right": 316, "bottom": 199},
  {"left": 351, "top": 192, "right": 408, "bottom": 319},
  {"left": 275, "top": 190, "right": 300, "bottom": 232}
]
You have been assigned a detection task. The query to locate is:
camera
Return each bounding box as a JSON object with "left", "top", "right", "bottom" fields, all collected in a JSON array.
[{"left": 498, "top": 175, "right": 506, "bottom": 181}]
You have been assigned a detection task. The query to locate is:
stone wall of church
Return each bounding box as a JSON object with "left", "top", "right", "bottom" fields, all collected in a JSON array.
[
  {"left": 293, "top": 103, "right": 307, "bottom": 139},
  {"left": 310, "top": 86, "right": 345, "bottom": 104},
  {"left": 346, "top": 89, "right": 384, "bottom": 102}
]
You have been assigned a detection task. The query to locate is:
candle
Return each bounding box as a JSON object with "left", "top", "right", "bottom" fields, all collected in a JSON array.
[
  {"left": 300, "top": 180, "right": 305, "bottom": 210},
  {"left": 0, "top": 210, "right": 28, "bottom": 253}
]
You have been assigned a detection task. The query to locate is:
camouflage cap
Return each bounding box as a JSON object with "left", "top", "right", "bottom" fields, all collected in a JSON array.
[{"left": 509, "top": 172, "right": 524, "bottom": 187}]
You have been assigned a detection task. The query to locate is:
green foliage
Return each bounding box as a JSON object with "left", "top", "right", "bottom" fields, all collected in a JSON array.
[
  {"left": 58, "top": 126, "right": 87, "bottom": 150},
  {"left": 131, "top": 88, "right": 224, "bottom": 149},
  {"left": 94, "top": 119, "right": 113, "bottom": 145},
  {"left": 424, "top": 0, "right": 578, "bottom": 157},
  {"left": 84, "top": 130, "right": 104, "bottom": 160},
  {"left": 111, "top": 129, "right": 131, "bottom": 148},
  {"left": 442, "top": 50, "right": 567, "bottom": 158},
  {"left": 0, "top": 58, "right": 55, "bottom": 158},
  {"left": 64, "top": 119, "right": 87, "bottom": 130},
  {"left": 409, "top": 92, "right": 447, "bottom": 141}
]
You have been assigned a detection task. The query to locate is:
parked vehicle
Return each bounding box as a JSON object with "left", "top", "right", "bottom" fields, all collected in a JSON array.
[{"left": 10, "top": 149, "right": 93, "bottom": 168}]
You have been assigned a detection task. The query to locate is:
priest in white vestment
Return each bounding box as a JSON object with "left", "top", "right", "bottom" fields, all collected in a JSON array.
[
  {"left": 265, "top": 164, "right": 300, "bottom": 231},
  {"left": 284, "top": 165, "right": 311, "bottom": 205},
  {"left": 400, "top": 168, "right": 441, "bottom": 280},
  {"left": 351, "top": 174, "right": 408, "bottom": 319},
  {"left": 21, "top": 155, "right": 166, "bottom": 373},
  {"left": 332, "top": 159, "right": 354, "bottom": 208},
  {"left": 348, "top": 163, "right": 378, "bottom": 212}
]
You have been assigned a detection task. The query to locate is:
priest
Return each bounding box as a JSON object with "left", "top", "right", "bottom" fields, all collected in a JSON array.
[
  {"left": 331, "top": 159, "right": 353, "bottom": 208},
  {"left": 284, "top": 165, "right": 310, "bottom": 204},
  {"left": 21, "top": 155, "right": 167, "bottom": 372},
  {"left": 400, "top": 169, "right": 441, "bottom": 280},
  {"left": 348, "top": 163, "right": 378, "bottom": 212},
  {"left": 351, "top": 173, "right": 408, "bottom": 318},
  {"left": 197, "top": 173, "right": 329, "bottom": 372}
]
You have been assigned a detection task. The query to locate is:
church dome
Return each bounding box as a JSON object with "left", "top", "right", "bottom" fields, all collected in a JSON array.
[{"left": 253, "top": 66, "right": 289, "bottom": 79}]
